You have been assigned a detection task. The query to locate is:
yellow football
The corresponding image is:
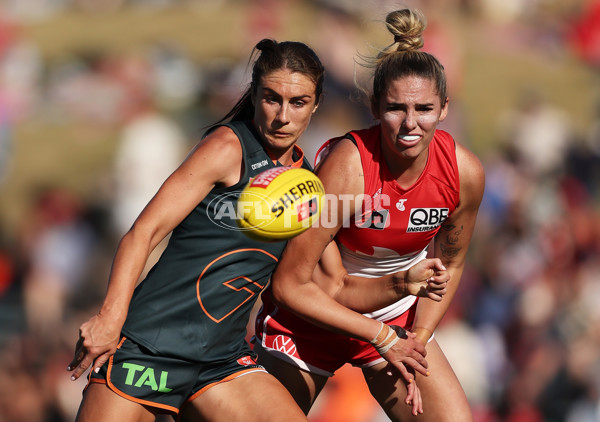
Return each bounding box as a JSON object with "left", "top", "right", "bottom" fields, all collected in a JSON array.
[{"left": 237, "top": 167, "right": 324, "bottom": 241}]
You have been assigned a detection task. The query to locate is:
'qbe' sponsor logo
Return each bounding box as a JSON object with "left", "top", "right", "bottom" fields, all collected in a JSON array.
[{"left": 407, "top": 208, "right": 449, "bottom": 233}]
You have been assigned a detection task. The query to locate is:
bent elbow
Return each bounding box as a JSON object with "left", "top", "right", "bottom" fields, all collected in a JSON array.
[{"left": 269, "top": 279, "right": 291, "bottom": 309}]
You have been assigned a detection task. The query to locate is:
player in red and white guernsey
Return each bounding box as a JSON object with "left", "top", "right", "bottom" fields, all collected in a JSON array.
[{"left": 255, "top": 8, "right": 485, "bottom": 421}]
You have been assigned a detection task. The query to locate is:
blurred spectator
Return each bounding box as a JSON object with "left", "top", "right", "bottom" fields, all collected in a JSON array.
[
  {"left": 110, "top": 95, "right": 187, "bottom": 238},
  {"left": 146, "top": 42, "right": 201, "bottom": 111},
  {"left": 46, "top": 50, "right": 130, "bottom": 126},
  {"left": 0, "top": 16, "right": 41, "bottom": 184},
  {"left": 0, "top": 0, "right": 67, "bottom": 22},
  {"left": 568, "top": 0, "right": 600, "bottom": 68},
  {"left": 0, "top": 97, "right": 11, "bottom": 185},
  {"left": 302, "top": 4, "right": 372, "bottom": 160},
  {"left": 242, "top": 0, "right": 289, "bottom": 49},
  {"left": 19, "top": 187, "right": 96, "bottom": 347},
  {"left": 479, "top": 0, "right": 529, "bottom": 23},
  {"left": 420, "top": 0, "right": 468, "bottom": 142},
  {"left": 110, "top": 89, "right": 187, "bottom": 281},
  {"left": 0, "top": 243, "right": 14, "bottom": 298},
  {"left": 310, "top": 4, "right": 363, "bottom": 101},
  {"left": 0, "top": 38, "right": 42, "bottom": 121},
  {"left": 436, "top": 317, "right": 491, "bottom": 407},
  {"left": 568, "top": 99, "right": 600, "bottom": 199},
  {"left": 0, "top": 235, "right": 25, "bottom": 347},
  {"left": 497, "top": 87, "right": 572, "bottom": 179}
]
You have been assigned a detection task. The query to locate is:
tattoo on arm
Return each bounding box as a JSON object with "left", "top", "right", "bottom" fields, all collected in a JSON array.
[{"left": 437, "top": 224, "right": 463, "bottom": 258}]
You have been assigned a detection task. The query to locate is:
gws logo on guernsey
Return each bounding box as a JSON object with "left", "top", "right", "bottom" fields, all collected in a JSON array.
[{"left": 407, "top": 208, "right": 449, "bottom": 233}]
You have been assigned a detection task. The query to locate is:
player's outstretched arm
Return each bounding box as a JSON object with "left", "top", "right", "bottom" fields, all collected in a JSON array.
[
  {"left": 68, "top": 127, "right": 244, "bottom": 380},
  {"left": 322, "top": 255, "right": 449, "bottom": 313}
]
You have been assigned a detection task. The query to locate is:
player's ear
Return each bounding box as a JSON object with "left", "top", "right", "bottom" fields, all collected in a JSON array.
[
  {"left": 312, "top": 93, "right": 323, "bottom": 114},
  {"left": 312, "top": 101, "right": 319, "bottom": 114},
  {"left": 439, "top": 97, "right": 449, "bottom": 122}
]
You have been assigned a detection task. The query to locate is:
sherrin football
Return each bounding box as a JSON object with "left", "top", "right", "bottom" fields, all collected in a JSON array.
[{"left": 237, "top": 167, "right": 324, "bottom": 241}]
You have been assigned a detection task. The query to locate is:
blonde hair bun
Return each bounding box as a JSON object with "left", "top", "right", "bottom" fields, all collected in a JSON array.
[{"left": 386, "top": 9, "right": 426, "bottom": 52}]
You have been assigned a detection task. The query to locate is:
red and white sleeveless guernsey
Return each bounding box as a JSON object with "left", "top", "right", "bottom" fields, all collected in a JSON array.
[{"left": 316, "top": 125, "right": 460, "bottom": 321}]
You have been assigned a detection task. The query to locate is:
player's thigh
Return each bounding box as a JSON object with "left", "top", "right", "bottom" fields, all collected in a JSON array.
[
  {"left": 183, "top": 371, "right": 307, "bottom": 422},
  {"left": 75, "top": 382, "right": 157, "bottom": 422},
  {"left": 363, "top": 339, "right": 472, "bottom": 422},
  {"left": 255, "top": 344, "right": 328, "bottom": 414}
]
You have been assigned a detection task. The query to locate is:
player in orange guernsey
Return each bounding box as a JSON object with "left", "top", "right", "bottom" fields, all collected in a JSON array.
[{"left": 255, "top": 9, "right": 485, "bottom": 421}]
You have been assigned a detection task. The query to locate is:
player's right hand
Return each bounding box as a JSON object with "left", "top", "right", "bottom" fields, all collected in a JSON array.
[
  {"left": 67, "top": 313, "right": 121, "bottom": 381},
  {"left": 405, "top": 258, "right": 449, "bottom": 301}
]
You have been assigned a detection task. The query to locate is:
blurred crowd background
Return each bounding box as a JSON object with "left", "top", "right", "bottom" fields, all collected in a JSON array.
[{"left": 0, "top": 0, "right": 599, "bottom": 421}]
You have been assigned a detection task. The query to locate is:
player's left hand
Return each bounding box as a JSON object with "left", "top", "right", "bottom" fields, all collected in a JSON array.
[
  {"left": 381, "top": 358, "right": 424, "bottom": 415},
  {"left": 402, "top": 367, "right": 424, "bottom": 416},
  {"left": 404, "top": 258, "right": 449, "bottom": 301},
  {"left": 380, "top": 328, "right": 428, "bottom": 380}
]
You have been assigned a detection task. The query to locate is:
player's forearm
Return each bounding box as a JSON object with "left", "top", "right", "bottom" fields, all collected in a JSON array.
[
  {"left": 333, "top": 272, "right": 407, "bottom": 313},
  {"left": 271, "top": 271, "right": 383, "bottom": 342},
  {"left": 99, "top": 230, "right": 152, "bottom": 324}
]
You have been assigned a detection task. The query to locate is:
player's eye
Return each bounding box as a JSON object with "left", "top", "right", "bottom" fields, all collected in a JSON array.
[{"left": 386, "top": 104, "right": 405, "bottom": 112}]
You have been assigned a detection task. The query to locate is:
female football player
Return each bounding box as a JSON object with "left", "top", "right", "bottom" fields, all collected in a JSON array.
[{"left": 256, "top": 9, "right": 485, "bottom": 421}]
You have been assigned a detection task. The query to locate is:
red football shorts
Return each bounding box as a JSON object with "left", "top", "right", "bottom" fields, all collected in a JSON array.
[{"left": 254, "top": 298, "right": 417, "bottom": 377}]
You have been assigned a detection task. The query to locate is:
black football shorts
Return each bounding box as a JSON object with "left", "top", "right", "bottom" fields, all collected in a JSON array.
[{"left": 87, "top": 336, "right": 265, "bottom": 415}]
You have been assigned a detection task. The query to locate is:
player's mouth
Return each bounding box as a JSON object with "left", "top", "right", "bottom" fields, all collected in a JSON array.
[
  {"left": 397, "top": 134, "right": 421, "bottom": 146},
  {"left": 271, "top": 130, "right": 292, "bottom": 138}
]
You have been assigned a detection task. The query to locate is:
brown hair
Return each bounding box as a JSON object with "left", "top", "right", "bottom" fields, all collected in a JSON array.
[{"left": 215, "top": 39, "right": 325, "bottom": 124}]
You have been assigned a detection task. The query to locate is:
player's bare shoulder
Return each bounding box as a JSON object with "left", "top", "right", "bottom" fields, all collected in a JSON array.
[
  {"left": 455, "top": 142, "right": 485, "bottom": 206},
  {"left": 315, "top": 137, "right": 362, "bottom": 191},
  {"left": 186, "top": 125, "right": 244, "bottom": 187},
  {"left": 316, "top": 136, "right": 360, "bottom": 168},
  {"left": 196, "top": 125, "right": 243, "bottom": 157}
]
